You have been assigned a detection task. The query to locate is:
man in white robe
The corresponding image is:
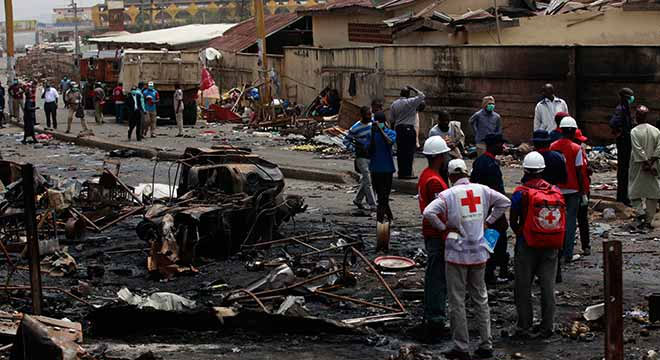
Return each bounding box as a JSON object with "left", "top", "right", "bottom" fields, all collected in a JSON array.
[{"left": 629, "top": 105, "right": 660, "bottom": 226}]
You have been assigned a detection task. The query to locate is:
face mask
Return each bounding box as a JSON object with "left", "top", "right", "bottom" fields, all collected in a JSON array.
[
  {"left": 486, "top": 104, "right": 495, "bottom": 112},
  {"left": 149, "top": 85, "right": 154, "bottom": 90},
  {"left": 378, "top": 123, "right": 385, "bottom": 129},
  {"left": 628, "top": 96, "right": 635, "bottom": 105}
]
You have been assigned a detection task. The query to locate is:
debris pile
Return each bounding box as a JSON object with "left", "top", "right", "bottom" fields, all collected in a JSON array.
[{"left": 588, "top": 145, "right": 618, "bottom": 171}]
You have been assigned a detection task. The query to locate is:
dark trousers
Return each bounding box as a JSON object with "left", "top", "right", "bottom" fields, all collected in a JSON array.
[
  {"left": 616, "top": 135, "right": 631, "bottom": 205},
  {"left": 128, "top": 111, "right": 142, "bottom": 141},
  {"left": 395, "top": 124, "right": 417, "bottom": 178},
  {"left": 0, "top": 110, "right": 5, "bottom": 125},
  {"left": 44, "top": 102, "right": 57, "bottom": 129},
  {"left": 578, "top": 199, "right": 590, "bottom": 251},
  {"left": 371, "top": 172, "right": 393, "bottom": 222},
  {"left": 115, "top": 103, "right": 124, "bottom": 123},
  {"left": 486, "top": 215, "right": 510, "bottom": 280},
  {"left": 424, "top": 236, "right": 447, "bottom": 324}
]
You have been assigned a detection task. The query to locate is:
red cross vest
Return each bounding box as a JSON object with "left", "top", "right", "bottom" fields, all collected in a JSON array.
[
  {"left": 514, "top": 179, "right": 566, "bottom": 249},
  {"left": 550, "top": 138, "right": 581, "bottom": 191}
]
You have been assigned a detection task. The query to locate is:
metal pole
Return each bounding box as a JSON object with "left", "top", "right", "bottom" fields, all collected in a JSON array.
[
  {"left": 254, "top": 0, "right": 271, "bottom": 104},
  {"left": 150, "top": 0, "right": 154, "bottom": 30},
  {"left": 4, "top": 0, "right": 15, "bottom": 83},
  {"left": 72, "top": 0, "right": 80, "bottom": 60},
  {"left": 604, "top": 240, "right": 623, "bottom": 360},
  {"left": 493, "top": 0, "right": 502, "bottom": 44},
  {"left": 22, "top": 164, "right": 43, "bottom": 315}
]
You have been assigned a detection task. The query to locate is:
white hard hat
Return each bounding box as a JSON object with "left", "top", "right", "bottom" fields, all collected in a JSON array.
[
  {"left": 523, "top": 151, "right": 546, "bottom": 171},
  {"left": 559, "top": 116, "right": 578, "bottom": 129},
  {"left": 448, "top": 159, "right": 469, "bottom": 175},
  {"left": 148, "top": 81, "right": 154, "bottom": 87},
  {"left": 422, "top": 136, "right": 450, "bottom": 156}
]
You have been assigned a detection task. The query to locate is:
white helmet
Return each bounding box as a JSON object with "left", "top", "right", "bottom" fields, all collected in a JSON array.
[
  {"left": 523, "top": 151, "right": 545, "bottom": 172},
  {"left": 148, "top": 81, "right": 154, "bottom": 87},
  {"left": 559, "top": 116, "right": 578, "bottom": 129},
  {"left": 422, "top": 136, "right": 450, "bottom": 156}
]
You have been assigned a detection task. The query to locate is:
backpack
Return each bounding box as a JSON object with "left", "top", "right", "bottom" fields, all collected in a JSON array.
[{"left": 514, "top": 180, "right": 566, "bottom": 249}]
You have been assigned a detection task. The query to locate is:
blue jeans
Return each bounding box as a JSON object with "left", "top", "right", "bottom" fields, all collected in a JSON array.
[
  {"left": 115, "top": 103, "right": 124, "bottom": 123},
  {"left": 424, "top": 236, "right": 447, "bottom": 324},
  {"left": 562, "top": 193, "right": 580, "bottom": 261}
]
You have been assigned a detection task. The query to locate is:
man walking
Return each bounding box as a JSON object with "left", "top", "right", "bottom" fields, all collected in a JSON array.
[
  {"left": 93, "top": 82, "right": 106, "bottom": 125},
  {"left": 113, "top": 82, "right": 125, "bottom": 124},
  {"left": 343, "top": 106, "right": 376, "bottom": 211},
  {"left": 469, "top": 96, "right": 501, "bottom": 157},
  {"left": 60, "top": 76, "right": 70, "bottom": 94},
  {"left": 391, "top": 85, "right": 425, "bottom": 179},
  {"left": 610, "top": 88, "right": 635, "bottom": 206},
  {"left": 423, "top": 159, "right": 510, "bottom": 360},
  {"left": 573, "top": 129, "right": 592, "bottom": 255},
  {"left": 534, "top": 84, "right": 569, "bottom": 132},
  {"left": 9, "top": 80, "right": 24, "bottom": 122},
  {"left": 471, "top": 134, "right": 512, "bottom": 284},
  {"left": 0, "top": 81, "right": 5, "bottom": 128},
  {"left": 174, "top": 84, "right": 184, "bottom": 137},
  {"left": 429, "top": 110, "right": 465, "bottom": 159},
  {"left": 65, "top": 82, "right": 88, "bottom": 134},
  {"left": 370, "top": 111, "right": 397, "bottom": 223},
  {"left": 510, "top": 152, "right": 565, "bottom": 340},
  {"left": 142, "top": 81, "right": 159, "bottom": 138},
  {"left": 417, "top": 136, "right": 451, "bottom": 341},
  {"left": 42, "top": 83, "right": 59, "bottom": 130},
  {"left": 550, "top": 117, "right": 585, "bottom": 265},
  {"left": 629, "top": 105, "right": 660, "bottom": 228},
  {"left": 127, "top": 85, "right": 145, "bottom": 141},
  {"left": 531, "top": 130, "right": 567, "bottom": 186}
]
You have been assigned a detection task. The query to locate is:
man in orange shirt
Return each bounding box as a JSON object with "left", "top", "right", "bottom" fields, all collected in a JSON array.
[{"left": 417, "top": 136, "right": 451, "bottom": 340}]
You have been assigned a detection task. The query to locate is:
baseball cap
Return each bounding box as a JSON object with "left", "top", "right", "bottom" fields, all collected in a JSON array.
[
  {"left": 483, "top": 133, "right": 508, "bottom": 146},
  {"left": 448, "top": 159, "right": 469, "bottom": 175},
  {"left": 575, "top": 129, "right": 588, "bottom": 142}
]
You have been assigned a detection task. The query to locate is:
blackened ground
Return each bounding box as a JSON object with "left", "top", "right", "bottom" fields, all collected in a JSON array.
[{"left": 0, "top": 131, "right": 658, "bottom": 360}]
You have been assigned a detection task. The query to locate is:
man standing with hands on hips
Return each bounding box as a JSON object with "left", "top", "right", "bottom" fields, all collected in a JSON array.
[{"left": 391, "top": 85, "right": 425, "bottom": 179}]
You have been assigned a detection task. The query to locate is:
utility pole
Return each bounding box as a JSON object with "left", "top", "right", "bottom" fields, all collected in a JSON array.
[
  {"left": 493, "top": 0, "right": 502, "bottom": 44},
  {"left": 71, "top": 0, "right": 80, "bottom": 63},
  {"left": 254, "top": 0, "right": 270, "bottom": 105},
  {"left": 150, "top": 0, "right": 154, "bottom": 30},
  {"left": 4, "top": 0, "right": 15, "bottom": 83}
]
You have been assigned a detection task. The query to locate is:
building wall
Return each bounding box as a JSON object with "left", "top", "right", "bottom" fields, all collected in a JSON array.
[
  {"left": 211, "top": 52, "right": 285, "bottom": 95},
  {"left": 311, "top": 13, "right": 386, "bottom": 48},
  {"left": 276, "top": 45, "right": 660, "bottom": 144},
  {"left": 468, "top": 9, "right": 660, "bottom": 45}
]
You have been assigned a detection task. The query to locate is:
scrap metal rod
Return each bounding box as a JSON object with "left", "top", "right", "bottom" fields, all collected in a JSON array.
[
  {"left": 313, "top": 289, "right": 399, "bottom": 312},
  {"left": 351, "top": 247, "right": 406, "bottom": 313},
  {"left": 228, "top": 268, "right": 343, "bottom": 302},
  {"left": 241, "top": 231, "right": 332, "bottom": 248},
  {"left": 230, "top": 289, "right": 270, "bottom": 313},
  {"left": 103, "top": 169, "right": 144, "bottom": 205},
  {"left": 69, "top": 208, "right": 101, "bottom": 232},
  {"left": 298, "top": 241, "right": 362, "bottom": 258},
  {"left": 23, "top": 164, "right": 42, "bottom": 315},
  {"left": 97, "top": 206, "right": 145, "bottom": 232},
  {"left": 0, "top": 286, "right": 96, "bottom": 308}
]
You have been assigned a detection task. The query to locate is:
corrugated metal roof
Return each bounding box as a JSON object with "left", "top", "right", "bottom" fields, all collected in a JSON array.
[
  {"left": 209, "top": 13, "right": 302, "bottom": 53},
  {"left": 88, "top": 24, "right": 235, "bottom": 48},
  {"left": 301, "top": 0, "right": 376, "bottom": 12}
]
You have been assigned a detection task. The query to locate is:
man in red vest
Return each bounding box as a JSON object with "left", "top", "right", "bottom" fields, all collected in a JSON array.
[
  {"left": 417, "top": 136, "right": 451, "bottom": 340},
  {"left": 550, "top": 117, "right": 585, "bottom": 269}
]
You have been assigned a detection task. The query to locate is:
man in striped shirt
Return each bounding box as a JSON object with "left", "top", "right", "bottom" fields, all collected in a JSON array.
[{"left": 343, "top": 106, "right": 376, "bottom": 211}]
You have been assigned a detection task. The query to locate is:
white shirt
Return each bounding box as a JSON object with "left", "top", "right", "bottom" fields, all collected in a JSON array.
[
  {"left": 534, "top": 97, "right": 568, "bottom": 132},
  {"left": 174, "top": 89, "right": 184, "bottom": 113},
  {"left": 423, "top": 177, "right": 511, "bottom": 265},
  {"left": 43, "top": 88, "right": 59, "bottom": 103}
]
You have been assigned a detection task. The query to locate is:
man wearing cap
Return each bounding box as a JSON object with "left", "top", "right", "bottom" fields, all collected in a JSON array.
[
  {"left": 423, "top": 159, "right": 510, "bottom": 360},
  {"left": 471, "top": 133, "right": 511, "bottom": 284},
  {"left": 470, "top": 96, "right": 501, "bottom": 157},
  {"left": 344, "top": 106, "right": 376, "bottom": 212},
  {"left": 629, "top": 105, "right": 660, "bottom": 228},
  {"left": 610, "top": 88, "right": 635, "bottom": 206},
  {"left": 417, "top": 136, "right": 451, "bottom": 340},
  {"left": 530, "top": 130, "right": 567, "bottom": 186},
  {"left": 573, "top": 129, "right": 592, "bottom": 255},
  {"left": 534, "top": 84, "right": 569, "bottom": 132},
  {"left": 510, "top": 152, "right": 564, "bottom": 339},
  {"left": 64, "top": 82, "right": 88, "bottom": 134},
  {"left": 93, "top": 82, "right": 106, "bottom": 125},
  {"left": 391, "top": 85, "right": 425, "bottom": 179},
  {"left": 549, "top": 111, "right": 569, "bottom": 142},
  {"left": 550, "top": 117, "right": 585, "bottom": 265},
  {"left": 142, "top": 81, "right": 159, "bottom": 138}
]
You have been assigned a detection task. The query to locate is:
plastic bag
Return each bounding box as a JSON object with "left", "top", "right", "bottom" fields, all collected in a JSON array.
[{"left": 483, "top": 228, "right": 499, "bottom": 253}]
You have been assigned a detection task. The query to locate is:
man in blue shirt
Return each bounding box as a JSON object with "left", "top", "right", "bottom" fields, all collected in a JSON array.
[
  {"left": 471, "top": 133, "right": 511, "bottom": 285},
  {"left": 369, "top": 111, "right": 396, "bottom": 223},
  {"left": 343, "top": 106, "right": 376, "bottom": 211},
  {"left": 528, "top": 130, "right": 567, "bottom": 186},
  {"left": 469, "top": 96, "right": 501, "bottom": 157},
  {"left": 142, "top": 81, "right": 159, "bottom": 138}
]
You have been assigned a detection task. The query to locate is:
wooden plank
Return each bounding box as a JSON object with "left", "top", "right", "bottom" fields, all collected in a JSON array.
[{"left": 604, "top": 240, "right": 623, "bottom": 360}]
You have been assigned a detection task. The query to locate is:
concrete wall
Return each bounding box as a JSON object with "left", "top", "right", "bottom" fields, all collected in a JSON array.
[
  {"left": 278, "top": 45, "right": 660, "bottom": 145},
  {"left": 312, "top": 14, "right": 386, "bottom": 48},
  {"left": 468, "top": 9, "right": 660, "bottom": 45}
]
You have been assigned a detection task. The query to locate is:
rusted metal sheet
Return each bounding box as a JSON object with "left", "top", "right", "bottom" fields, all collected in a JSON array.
[
  {"left": 348, "top": 23, "right": 393, "bottom": 44},
  {"left": 604, "top": 240, "right": 623, "bottom": 360}
]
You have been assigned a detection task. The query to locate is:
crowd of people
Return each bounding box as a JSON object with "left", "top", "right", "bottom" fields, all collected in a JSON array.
[
  {"left": 342, "top": 83, "right": 655, "bottom": 359},
  {"left": 0, "top": 76, "right": 187, "bottom": 143}
]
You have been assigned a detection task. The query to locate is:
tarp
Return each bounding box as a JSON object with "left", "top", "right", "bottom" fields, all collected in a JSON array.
[{"left": 88, "top": 24, "right": 235, "bottom": 48}]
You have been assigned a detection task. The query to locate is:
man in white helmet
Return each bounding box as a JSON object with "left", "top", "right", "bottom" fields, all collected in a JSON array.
[
  {"left": 550, "top": 116, "right": 585, "bottom": 268},
  {"left": 416, "top": 136, "right": 451, "bottom": 341},
  {"left": 510, "top": 152, "right": 566, "bottom": 340},
  {"left": 423, "top": 159, "right": 510, "bottom": 359}
]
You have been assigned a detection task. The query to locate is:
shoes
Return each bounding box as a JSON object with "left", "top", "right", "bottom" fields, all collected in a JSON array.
[
  {"left": 582, "top": 247, "right": 591, "bottom": 256},
  {"left": 65, "top": 130, "right": 70, "bottom": 134},
  {"left": 499, "top": 268, "right": 515, "bottom": 281},
  {"left": 442, "top": 348, "right": 471, "bottom": 360},
  {"left": 150, "top": 134, "right": 156, "bottom": 138},
  {"left": 571, "top": 254, "right": 581, "bottom": 262},
  {"left": 473, "top": 348, "right": 494, "bottom": 359},
  {"left": 353, "top": 200, "right": 366, "bottom": 210},
  {"left": 176, "top": 134, "right": 183, "bottom": 137}
]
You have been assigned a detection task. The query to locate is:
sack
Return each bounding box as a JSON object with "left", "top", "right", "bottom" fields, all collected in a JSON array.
[{"left": 515, "top": 182, "right": 566, "bottom": 249}]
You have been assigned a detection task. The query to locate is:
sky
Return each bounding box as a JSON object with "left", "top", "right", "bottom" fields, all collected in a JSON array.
[{"left": 0, "top": 0, "right": 102, "bottom": 23}]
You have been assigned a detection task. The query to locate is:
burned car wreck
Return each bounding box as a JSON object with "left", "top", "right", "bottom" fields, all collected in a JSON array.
[{"left": 137, "top": 146, "right": 307, "bottom": 278}]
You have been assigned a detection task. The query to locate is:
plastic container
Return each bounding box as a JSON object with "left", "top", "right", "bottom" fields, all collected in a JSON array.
[{"left": 483, "top": 228, "right": 500, "bottom": 253}]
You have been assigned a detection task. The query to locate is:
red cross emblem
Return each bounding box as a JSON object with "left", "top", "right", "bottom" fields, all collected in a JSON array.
[
  {"left": 545, "top": 211, "right": 556, "bottom": 224},
  {"left": 460, "top": 190, "right": 481, "bottom": 213}
]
